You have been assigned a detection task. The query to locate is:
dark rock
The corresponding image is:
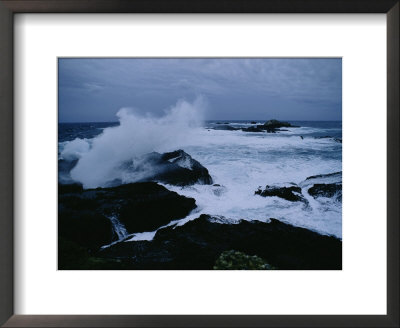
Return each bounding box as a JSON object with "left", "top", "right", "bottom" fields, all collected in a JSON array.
[
  {"left": 98, "top": 215, "right": 342, "bottom": 270},
  {"left": 308, "top": 183, "right": 342, "bottom": 200},
  {"left": 109, "top": 182, "right": 197, "bottom": 233},
  {"left": 212, "top": 125, "right": 240, "bottom": 131},
  {"left": 158, "top": 150, "right": 213, "bottom": 185},
  {"left": 122, "top": 149, "right": 213, "bottom": 186},
  {"left": 257, "top": 124, "right": 279, "bottom": 132},
  {"left": 241, "top": 120, "right": 298, "bottom": 133},
  {"left": 302, "top": 172, "right": 342, "bottom": 202},
  {"left": 58, "top": 182, "right": 83, "bottom": 194},
  {"left": 212, "top": 120, "right": 298, "bottom": 133},
  {"left": 248, "top": 119, "right": 299, "bottom": 133},
  {"left": 255, "top": 184, "right": 304, "bottom": 202},
  {"left": 242, "top": 126, "right": 265, "bottom": 132},
  {"left": 262, "top": 127, "right": 278, "bottom": 133},
  {"left": 315, "top": 135, "right": 333, "bottom": 139},
  {"left": 58, "top": 237, "right": 132, "bottom": 270},
  {"left": 263, "top": 119, "right": 297, "bottom": 129},
  {"left": 59, "top": 210, "right": 114, "bottom": 250},
  {"left": 240, "top": 125, "right": 275, "bottom": 133},
  {"left": 264, "top": 119, "right": 291, "bottom": 127},
  {"left": 59, "top": 182, "right": 197, "bottom": 249},
  {"left": 305, "top": 171, "right": 342, "bottom": 181},
  {"left": 250, "top": 121, "right": 257, "bottom": 124}
]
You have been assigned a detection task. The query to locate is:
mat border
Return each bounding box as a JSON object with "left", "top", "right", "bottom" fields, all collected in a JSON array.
[{"left": 0, "top": 1, "right": 398, "bottom": 327}]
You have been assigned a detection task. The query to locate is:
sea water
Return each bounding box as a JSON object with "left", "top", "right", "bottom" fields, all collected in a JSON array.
[{"left": 59, "top": 104, "right": 342, "bottom": 240}]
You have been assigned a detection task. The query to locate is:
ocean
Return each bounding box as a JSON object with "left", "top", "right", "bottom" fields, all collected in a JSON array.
[{"left": 58, "top": 117, "right": 342, "bottom": 242}]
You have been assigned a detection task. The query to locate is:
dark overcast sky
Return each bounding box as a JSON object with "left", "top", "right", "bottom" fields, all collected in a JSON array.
[{"left": 58, "top": 58, "right": 342, "bottom": 122}]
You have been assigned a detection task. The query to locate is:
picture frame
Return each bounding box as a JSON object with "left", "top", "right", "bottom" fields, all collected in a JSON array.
[{"left": 0, "top": 0, "right": 398, "bottom": 327}]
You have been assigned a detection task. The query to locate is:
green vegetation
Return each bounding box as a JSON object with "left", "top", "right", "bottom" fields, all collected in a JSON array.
[{"left": 213, "top": 250, "right": 276, "bottom": 270}]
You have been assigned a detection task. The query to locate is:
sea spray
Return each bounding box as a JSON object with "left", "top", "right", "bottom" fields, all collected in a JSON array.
[
  {"left": 70, "top": 98, "right": 206, "bottom": 188},
  {"left": 60, "top": 118, "right": 342, "bottom": 238},
  {"left": 60, "top": 138, "right": 91, "bottom": 160}
]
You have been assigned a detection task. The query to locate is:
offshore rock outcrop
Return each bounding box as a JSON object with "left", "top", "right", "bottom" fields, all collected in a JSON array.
[
  {"left": 243, "top": 119, "right": 298, "bottom": 133},
  {"left": 212, "top": 120, "right": 299, "bottom": 133},
  {"left": 255, "top": 184, "right": 305, "bottom": 202},
  {"left": 308, "top": 183, "right": 342, "bottom": 201},
  {"left": 302, "top": 171, "right": 342, "bottom": 201},
  {"left": 211, "top": 124, "right": 241, "bottom": 131}
]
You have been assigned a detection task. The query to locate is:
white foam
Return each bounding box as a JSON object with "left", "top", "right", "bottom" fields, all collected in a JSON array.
[
  {"left": 61, "top": 102, "right": 342, "bottom": 239},
  {"left": 124, "top": 215, "right": 193, "bottom": 242},
  {"left": 68, "top": 98, "right": 206, "bottom": 188},
  {"left": 59, "top": 138, "right": 90, "bottom": 160},
  {"left": 159, "top": 127, "right": 342, "bottom": 238},
  {"left": 125, "top": 231, "right": 157, "bottom": 242}
]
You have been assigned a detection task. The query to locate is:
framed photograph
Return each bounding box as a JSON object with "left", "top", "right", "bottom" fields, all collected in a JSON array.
[
  {"left": 0, "top": 1, "right": 398, "bottom": 327},
  {"left": 57, "top": 57, "right": 343, "bottom": 271}
]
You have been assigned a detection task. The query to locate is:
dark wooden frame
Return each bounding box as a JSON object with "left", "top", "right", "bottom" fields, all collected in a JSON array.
[{"left": 0, "top": 1, "right": 398, "bottom": 327}]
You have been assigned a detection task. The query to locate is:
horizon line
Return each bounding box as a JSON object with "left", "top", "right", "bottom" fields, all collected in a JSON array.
[{"left": 59, "top": 119, "right": 343, "bottom": 124}]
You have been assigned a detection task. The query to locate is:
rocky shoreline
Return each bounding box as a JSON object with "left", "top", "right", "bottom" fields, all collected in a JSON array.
[
  {"left": 59, "top": 181, "right": 197, "bottom": 249},
  {"left": 59, "top": 177, "right": 342, "bottom": 270},
  {"left": 58, "top": 120, "right": 342, "bottom": 270},
  {"left": 97, "top": 215, "right": 342, "bottom": 270},
  {"left": 59, "top": 211, "right": 342, "bottom": 270}
]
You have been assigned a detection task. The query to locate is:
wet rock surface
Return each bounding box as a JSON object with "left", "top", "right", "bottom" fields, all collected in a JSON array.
[
  {"left": 97, "top": 215, "right": 342, "bottom": 270},
  {"left": 303, "top": 172, "right": 342, "bottom": 201},
  {"left": 121, "top": 149, "right": 213, "bottom": 186},
  {"left": 58, "top": 182, "right": 197, "bottom": 250},
  {"left": 305, "top": 171, "right": 342, "bottom": 181},
  {"left": 255, "top": 184, "right": 305, "bottom": 202},
  {"left": 308, "top": 183, "right": 342, "bottom": 201},
  {"left": 211, "top": 124, "right": 241, "bottom": 131}
]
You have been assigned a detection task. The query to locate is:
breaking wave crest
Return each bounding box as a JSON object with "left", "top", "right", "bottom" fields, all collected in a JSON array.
[{"left": 66, "top": 98, "right": 205, "bottom": 188}]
